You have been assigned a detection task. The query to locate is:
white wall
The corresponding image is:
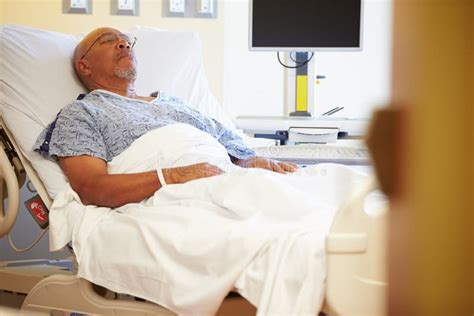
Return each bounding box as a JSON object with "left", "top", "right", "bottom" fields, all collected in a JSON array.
[
  {"left": 222, "top": 0, "right": 393, "bottom": 119},
  {"left": 222, "top": 0, "right": 285, "bottom": 117},
  {"left": 317, "top": 0, "right": 393, "bottom": 118}
]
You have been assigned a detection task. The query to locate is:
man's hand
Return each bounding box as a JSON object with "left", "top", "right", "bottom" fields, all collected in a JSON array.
[
  {"left": 234, "top": 156, "right": 298, "bottom": 174},
  {"left": 163, "top": 163, "right": 225, "bottom": 184}
]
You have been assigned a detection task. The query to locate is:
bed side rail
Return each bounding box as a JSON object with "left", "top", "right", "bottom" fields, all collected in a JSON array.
[
  {"left": 0, "top": 118, "right": 52, "bottom": 208},
  {"left": 325, "top": 176, "right": 388, "bottom": 315},
  {"left": 0, "top": 118, "right": 53, "bottom": 236},
  {"left": 0, "top": 131, "right": 21, "bottom": 237}
]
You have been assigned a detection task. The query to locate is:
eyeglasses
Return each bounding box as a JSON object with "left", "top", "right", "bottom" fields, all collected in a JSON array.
[{"left": 80, "top": 32, "right": 137, "bottom": 60}]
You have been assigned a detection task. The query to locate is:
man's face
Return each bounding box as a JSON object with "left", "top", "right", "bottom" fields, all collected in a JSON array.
[{"left": 79, "top": 28, "right": 137, "bottom": 82}]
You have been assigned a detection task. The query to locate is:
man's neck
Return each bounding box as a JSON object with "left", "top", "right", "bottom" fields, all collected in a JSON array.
[
  {"left": 103, "top": 86, "right": 138, "bottom": 98},
  {"left": 90, "top": 80, "right": 141, "bottom": 98},
  {"left": 91, "top": 84, "right": 156, "bottom": 102}
]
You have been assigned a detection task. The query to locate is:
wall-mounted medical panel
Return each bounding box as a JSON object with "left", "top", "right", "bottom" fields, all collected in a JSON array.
[
  {"left": 62, "top": 0, "right": 92, "bottom": 14},
  {"left": 163, "top": 0, "right": 217, "bottom": 18},
  {"left": 111, "top": 0, "right": 139, "bottom": 16}
]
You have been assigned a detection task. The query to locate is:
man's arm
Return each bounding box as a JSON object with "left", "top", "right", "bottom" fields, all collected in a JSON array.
[{"left": 59, "top": 155, "right": 224, "bottom": 208}]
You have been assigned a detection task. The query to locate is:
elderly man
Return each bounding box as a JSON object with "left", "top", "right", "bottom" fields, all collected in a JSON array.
[{"left": 34, "top": 27, "right": 297, "bottom": 208}]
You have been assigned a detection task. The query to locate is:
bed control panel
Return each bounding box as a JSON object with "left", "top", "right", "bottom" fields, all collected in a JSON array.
[{"left": 24, "top": 195, "right": 49, "bottom": 229}]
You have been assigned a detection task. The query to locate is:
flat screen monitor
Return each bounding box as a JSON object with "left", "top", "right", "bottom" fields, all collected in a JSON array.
[{"left": 250, "top": 0, "right": 363, "bottom": 51}]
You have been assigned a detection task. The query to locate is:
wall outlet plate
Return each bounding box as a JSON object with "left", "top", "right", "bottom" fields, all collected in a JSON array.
[
  {"left": 194, "top": 0, "right": 217, "bottom": 18},
  {"left": 62, "top": 0, "right": 92, "bottom": 14},
  {"left": 162, "top": 0, "right": 217, "bottom": 18},
  {"left": 111, "top": 0, "right": 139, "bottom": 16},
  {"left": 170, "top": 0, "right": 185, "bottom": 13},
  {"left": 163, "top": 0, "right": 187, "bottom": 17}
]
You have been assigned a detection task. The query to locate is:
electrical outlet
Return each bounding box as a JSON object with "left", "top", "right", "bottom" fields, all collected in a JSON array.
[
  {"left": 199, "top": 0, "right": 213, "bottom": 14},
  {"left": 194, "top": 0, "right": 216, "bottom": 18},
  {"left": 63, "top": 0, "right": 91, "bottom": 14},
  {"left": 118, "top": 0, "right": 135, "bottom": 10},
  {"left": 169, "top": 0, "right": 185, "bottom": 13},
  {"left": 71, "top": 0, "right": 87, "bottom": 9},
  {"left": 164, "top": 0, "right": 215, "bottom": 18},
  {"left": 112, "top": 0, "right": 139, "bottom": 16}
]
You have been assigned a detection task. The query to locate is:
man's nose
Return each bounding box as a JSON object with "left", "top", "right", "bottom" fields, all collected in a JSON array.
[{"left": 116, "top": 39, "right": 131, "bottom": 50}]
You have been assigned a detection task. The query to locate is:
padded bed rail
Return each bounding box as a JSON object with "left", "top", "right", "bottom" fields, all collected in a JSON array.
[{"left": 22, "top": 274, "right": 175, "bottom": 315}]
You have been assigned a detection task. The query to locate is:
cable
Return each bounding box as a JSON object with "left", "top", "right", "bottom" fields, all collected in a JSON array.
[
  {"left": 277, "top": 52, "right": 315, "bottom": 69},
  {"left": 8, "top": 227, "right": 48, "bottom": 253}
]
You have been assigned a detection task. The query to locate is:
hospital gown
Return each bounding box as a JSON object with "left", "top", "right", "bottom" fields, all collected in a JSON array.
[{"left": 33, "top": 89, "right": 256, "bottom": 162}]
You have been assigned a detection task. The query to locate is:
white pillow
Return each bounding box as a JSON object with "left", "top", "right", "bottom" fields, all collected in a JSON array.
[
  {"left": 0, "top": 24, "right": 84, "bottom": 196},
  {"left": 130, "top": 25, "right": 235, "bottom": 129},
  {"left": 0, "top": 24, "right": 235, "bottom": 198}
]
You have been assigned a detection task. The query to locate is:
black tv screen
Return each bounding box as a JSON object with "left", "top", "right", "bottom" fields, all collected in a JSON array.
[{"left": 250, "top": 0, "right": 362, "bottom": 51}]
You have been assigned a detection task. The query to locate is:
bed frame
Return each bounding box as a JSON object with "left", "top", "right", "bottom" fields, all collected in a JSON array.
[{"left": 0, "top": 117, "right": 388, "bottom": 315}]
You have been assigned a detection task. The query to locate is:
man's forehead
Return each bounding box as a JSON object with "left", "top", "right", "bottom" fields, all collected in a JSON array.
[
  {"left": 85, "top": 27, "right": 121, "bottom": 41},
  {"left": 76, "top": 27, "right": 121, "bottom": 55},
  {"left": 74, "top": 27, "right": 129, "bottom": 62}
]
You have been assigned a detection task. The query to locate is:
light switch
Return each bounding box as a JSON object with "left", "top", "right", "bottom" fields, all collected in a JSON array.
[
  {"left": 118, "top": 0, "right": 135, "bottom": 10},
  {"left": 169, "top": 0, "right": 185, "bottom": 13}
]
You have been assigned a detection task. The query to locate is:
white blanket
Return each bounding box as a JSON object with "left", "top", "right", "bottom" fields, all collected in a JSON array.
[{"left": 49, "top": 123, "right": 369, "bottom": 315}]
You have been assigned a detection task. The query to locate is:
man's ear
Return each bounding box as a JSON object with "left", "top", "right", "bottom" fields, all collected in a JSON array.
[{"left": 76, "top": 60, "right": 91, "bottom": 76}]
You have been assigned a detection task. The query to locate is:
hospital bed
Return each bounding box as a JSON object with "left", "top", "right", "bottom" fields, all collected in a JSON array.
[{"left": 0, "top": 24, "right": 388, "bottom": 315}]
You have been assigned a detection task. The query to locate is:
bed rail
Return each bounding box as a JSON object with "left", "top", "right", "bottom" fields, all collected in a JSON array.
[
  {"left": 0, "top": 133, "right": 21, "bottom": 237},
  {"left": 0, "top": 119, "right": 52, "bottom": 208},
  {"left": 22, "top": 274, "right": 175, "bottom": 315},
  {"left": 0, "top": 118, "right": 53, "bottom": 239},
  {"left": 325, "top": 176, "right": 388, "bottom": 316}
]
